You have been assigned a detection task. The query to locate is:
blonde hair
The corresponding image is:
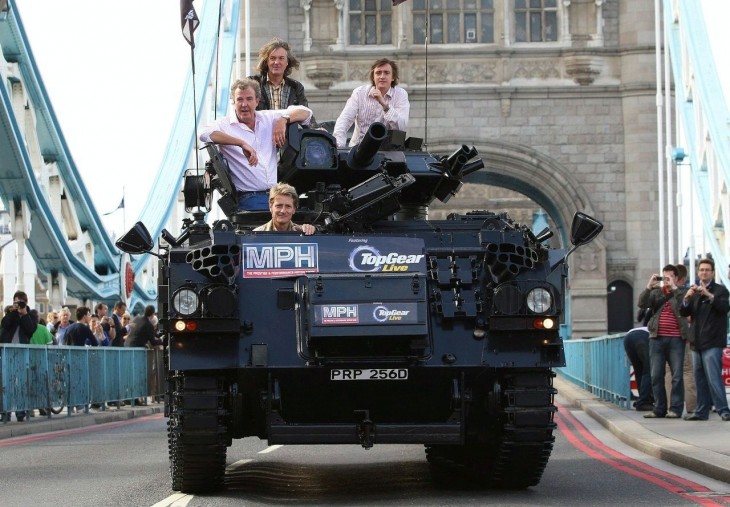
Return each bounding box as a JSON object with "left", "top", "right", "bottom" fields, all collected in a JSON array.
[{"left": 269, "top": 182, "right": 299, "bottom": 208}]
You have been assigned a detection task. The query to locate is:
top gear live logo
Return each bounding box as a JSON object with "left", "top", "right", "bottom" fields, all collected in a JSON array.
[{"left": 348, "top": 245, "right": 424, "bottom": 273}]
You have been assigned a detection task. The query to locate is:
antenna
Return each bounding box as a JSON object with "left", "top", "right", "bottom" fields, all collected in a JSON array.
[{"left": 424, "top": 0, "right": 429, "bottom": 150}]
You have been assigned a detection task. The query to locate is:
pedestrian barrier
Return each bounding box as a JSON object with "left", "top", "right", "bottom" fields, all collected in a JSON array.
[
  {"left": 558, "top": 333, "right": 632, "bottom": 409},
  {"left": 0, "top": 344, "right": 164, "bottom": 418}
]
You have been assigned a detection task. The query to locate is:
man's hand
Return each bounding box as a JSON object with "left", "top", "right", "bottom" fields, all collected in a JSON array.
[
  {"left": 240, "top": 141, "right": 258, "bottom": 166},
  {"left": 273, "top": 118, "right": 287, "bottom": 147},
  {"left": 369, "top": 87, "right": 387, "bottom": 107},
  {"left": 646, "top": 274, "right": 661, "bottom": 290},
  {"left": 295, "top": 224, "right": 316, "bottom": 235}
]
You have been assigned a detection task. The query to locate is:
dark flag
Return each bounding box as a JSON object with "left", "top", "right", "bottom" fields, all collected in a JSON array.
[
  {"left": 181, "top": 0, "right": 200, "bottom": 48},
  {"left": 104, "top": 197, "right": 125, "bottom": 216},
  {"left": 392, "top": 0, "right": 408, "bottom": 5}
]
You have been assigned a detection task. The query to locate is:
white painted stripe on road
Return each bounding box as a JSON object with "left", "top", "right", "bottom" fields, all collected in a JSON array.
[
  {"left": 227, "top": 458, "right": 254, "bottom": 469},
  {"left": 150, "top": 492, "right": 193, "bottom": 507},
  {"left": 258, "top": 444, "right": 283, "bottom": 454}
]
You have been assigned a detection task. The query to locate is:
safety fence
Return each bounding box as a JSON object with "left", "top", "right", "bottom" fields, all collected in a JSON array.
[
  {"left": 0, "top": 344, "right": 164, "bottom": 418},
  {"left": 558, "top": 333, "right": 632, "bottom": 409}
]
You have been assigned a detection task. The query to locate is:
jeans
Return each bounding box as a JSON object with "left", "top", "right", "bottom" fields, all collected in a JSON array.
[
  {"left": 692, "top": 347, "right": 730, "bottom": 418},
  {"left": 624, "top": 329, "right": 654, "bottom": 408},
  {"left": 649, "top": 336, "right": 685, "bottom": 415},
  {"left": 238, "top": 192, "right": 269, "bottom": 211}
]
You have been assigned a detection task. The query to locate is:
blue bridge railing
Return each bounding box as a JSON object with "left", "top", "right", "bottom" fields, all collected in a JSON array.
[
  {"left": 0, "top": 344, "right": 164, "bottom": 418},
  {"left": 558, "top": 333, "right": 631, "bottom": 409}
]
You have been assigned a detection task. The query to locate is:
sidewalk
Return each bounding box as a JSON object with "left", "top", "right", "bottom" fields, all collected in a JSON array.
[
  {"left": 555, "top": 376, "right": 730, "bottom": 484},
  {"left": 0, "top": 402, "right": 164, "bottom": 441}
]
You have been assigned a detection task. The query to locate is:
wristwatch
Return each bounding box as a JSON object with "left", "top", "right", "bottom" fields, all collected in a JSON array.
[{"left": 281, "top": 113, "right": 291, "bottom": 123}]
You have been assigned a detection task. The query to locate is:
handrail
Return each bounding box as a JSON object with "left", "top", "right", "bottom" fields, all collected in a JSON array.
[{"left": 0, "top": 344, "right": 163, "bottom": 418}]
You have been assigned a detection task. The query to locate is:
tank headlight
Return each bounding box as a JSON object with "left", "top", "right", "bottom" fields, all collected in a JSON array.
[
  {"left": 526, "top": 288, "right": 552, "bottom": 313},
  {"left": 172, "top": 288, "right": 199, "bottom": 316}
]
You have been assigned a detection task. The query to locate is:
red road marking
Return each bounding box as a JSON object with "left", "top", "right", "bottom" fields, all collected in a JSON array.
[
  {"left": 555, "top": 401, "right": 730, "bottom": 506},
  {"left": 0, "top": 413, "right": 164, "bottom": 447}
]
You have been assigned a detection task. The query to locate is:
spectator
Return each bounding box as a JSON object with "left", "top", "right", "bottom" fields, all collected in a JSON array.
[
  {"left": 623, "top": 326, "right": 654, "bottom": 411},
  {"left": 122, "top": 312, "right": 133, "bottom": 333},
  {"left": 637, "top": 265, "right": 689, "bottom": 419},
  {"left": 64, "top": 307, "right": 98, "bottom": 347},
  {"left": 54, "top": 307, "right": 74, "bottom": 345},
  {"left": 0, "top": 291, "right": 38, "bottom": 422},
  {"left": 94, "top": 303, "right": 116, "bottom": 344},
  {"left": 46, "top": 311, "right": 59, "bottom": 333},
  {"left": 29, "top": 310, "right": 54, "bottom": 346},
  {"left": 90, "top": 316, "right": 110, "bottom": 346},
  {"left": 125, "top": 305, "right": 162, "bottom": 348},
  {"left": 110, "top": 301, "right": 128, "bottom": 347},
  {"left": 680, "top": 258, "right": 730, "bottom": 421},
  {"left": 333, "top": 57, "right": 409, "bottom": 148}
]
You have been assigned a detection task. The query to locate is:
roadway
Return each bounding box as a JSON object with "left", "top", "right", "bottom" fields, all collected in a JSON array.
[{"left": 0, "top": 389, "right": 728, "bottom": 507}]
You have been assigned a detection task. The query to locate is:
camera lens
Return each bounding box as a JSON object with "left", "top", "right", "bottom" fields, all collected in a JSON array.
[{"left": 15, "top": 301, "right": 26, "bottom": 309}]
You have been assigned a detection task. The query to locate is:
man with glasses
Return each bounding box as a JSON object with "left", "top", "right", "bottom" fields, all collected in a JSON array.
[{"left": 680, "top": 258, "right": 730, "bottom": 421}]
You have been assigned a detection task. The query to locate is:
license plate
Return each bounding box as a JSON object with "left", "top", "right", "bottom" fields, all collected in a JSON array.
[{"left": 330, "top": 368, "right": 408, "bottom": 381}]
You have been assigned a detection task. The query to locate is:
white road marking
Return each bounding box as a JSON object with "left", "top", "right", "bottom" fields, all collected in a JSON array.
[
  {"left": 150, "top": 493, "right": 193, "bottom": 507},
  {"left": 258, "top": 444, "right": 283, "bottom": 454}
]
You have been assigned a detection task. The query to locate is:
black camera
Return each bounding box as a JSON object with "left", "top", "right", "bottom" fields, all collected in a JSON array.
[{"left": 14, "top": 301, "right": 26, "bottom": 309}]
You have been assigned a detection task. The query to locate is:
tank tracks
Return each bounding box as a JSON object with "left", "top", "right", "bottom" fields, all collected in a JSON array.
[
  {"left": 168, "top": 373, "right": 230, "bottom": 493},
  {"left": 425, "top": 370, "right": 556, "bottom": 489}
]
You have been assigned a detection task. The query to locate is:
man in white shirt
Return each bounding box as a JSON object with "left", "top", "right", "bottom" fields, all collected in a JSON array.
[
  {"left": 199, "top": 79, "right": 312, "bottom": 211},
  {"left": 333, "top": 58, "right": 409, "bottom": 148}
]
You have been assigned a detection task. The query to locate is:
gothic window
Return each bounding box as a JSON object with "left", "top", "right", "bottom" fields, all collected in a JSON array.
[
  {"left": 514, "top": 0, "right": 558, "bottom": 42},
  {"left": 349, "top": 0, "right": 393, "bottom": 45},
  {"left": 413, "top": 0, "right": 494, "bottom": 44}
]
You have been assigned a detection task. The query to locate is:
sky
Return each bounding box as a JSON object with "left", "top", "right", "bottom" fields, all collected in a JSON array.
[
  {"left": 16, "top": 0, "right": 195, "bottom": 237},
  {"left": 13, "top": 0, "right": 730, "bottom": 245}
]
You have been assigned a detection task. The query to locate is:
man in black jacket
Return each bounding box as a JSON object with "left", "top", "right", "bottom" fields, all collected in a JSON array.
[
  {"left": 125, "top": 305, "right": 162, "bottom": 348},
  {"left": 249, "top": 38, "right": 310, "bottom": 113},
  {"left": 679, "top": 258, "right": 730, "bottom": 421},
  {"left": 0, "top": 291, "right": 37, "bottom": 422}
]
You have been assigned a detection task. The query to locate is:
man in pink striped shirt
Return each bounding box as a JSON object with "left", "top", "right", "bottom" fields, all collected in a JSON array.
[
  {"left": 637, "top": 265, "right": 689, "bottom": 419},
  {"left": 333, "top": 58, "right": 410, "bottom": 148}
]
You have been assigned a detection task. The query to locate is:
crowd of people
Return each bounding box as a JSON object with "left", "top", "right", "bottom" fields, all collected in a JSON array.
[
  {"left": 626, "top": 258, "right": 730, "bottom": 422},
  {"left": 0, "top": 293, "right": 162, "bottom": 422}
]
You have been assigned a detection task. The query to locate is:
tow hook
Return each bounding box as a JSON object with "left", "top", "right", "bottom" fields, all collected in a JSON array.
[{"left": 354, "top": 410, "right": 374, "bottom": 449}]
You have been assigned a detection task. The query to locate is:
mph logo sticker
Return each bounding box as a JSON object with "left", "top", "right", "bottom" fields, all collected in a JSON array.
[
  {"left": 348, "top": 245, "right": 425, "bottom": 273},
  {"left": 243, "top": 243, "right": 319, "bottom": 278}
]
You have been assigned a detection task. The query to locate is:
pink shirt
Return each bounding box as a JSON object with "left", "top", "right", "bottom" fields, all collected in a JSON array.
[{"left": 333, "top": 84, "right": 409, "bottom": 148}]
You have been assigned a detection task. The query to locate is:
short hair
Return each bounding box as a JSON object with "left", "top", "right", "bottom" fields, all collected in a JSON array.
[
  {"left": 268, "top": 182, "right": 299, "bottom": 208},
  {"left": 698, "top": 258, "right": 715, "bottom": 271},
  {"left": 114, "top": 301, "right": 126, "bottom": 311},
  {"left": 661, "top": 264, "right": 678, "bottom": 277},
  {"left": 255, "top": 37, "right": 300, "bottom": 78},
  {"left": 675, "top": 264, "right": 688, "bottom": 282},
  {"left": 12, "top": 290, "right": 28, "bottom": 303},
  {"left": 76, "top": 307, "right": 90, "bottom": 320},
  {"left": 143, "top": 305, "right": 156, "bottom": 318},
  {"left": 230, "top": 78, "right": 262, "bottom": 102},
  {"left": 94, "top": 303, "right": 106, "bottom": 314},
  {"left": 59, "top": 307, "right": 71, "bottom": 317},
  {"left": 369, "top": 58, "right": 400, "bottom": 88}
]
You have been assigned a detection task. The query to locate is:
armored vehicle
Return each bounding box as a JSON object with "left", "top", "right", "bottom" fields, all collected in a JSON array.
[{"left": 117, "top": 122, "right": 602, "bottom": 493}]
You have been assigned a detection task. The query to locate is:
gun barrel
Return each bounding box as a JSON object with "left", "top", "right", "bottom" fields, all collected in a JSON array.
[{"left": 349, "top": 122, "right": 388, "bottom": 168}]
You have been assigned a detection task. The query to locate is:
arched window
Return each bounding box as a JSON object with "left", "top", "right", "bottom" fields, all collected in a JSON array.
[
  {"left": 412, "top": 0, "right": 495, "bottom": 45},
  {"left": 349, "top": 0, "right": 393, "bottom": 45},
  {"left": 514, "top": 0, "right": 558, "bottom": 42}
]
